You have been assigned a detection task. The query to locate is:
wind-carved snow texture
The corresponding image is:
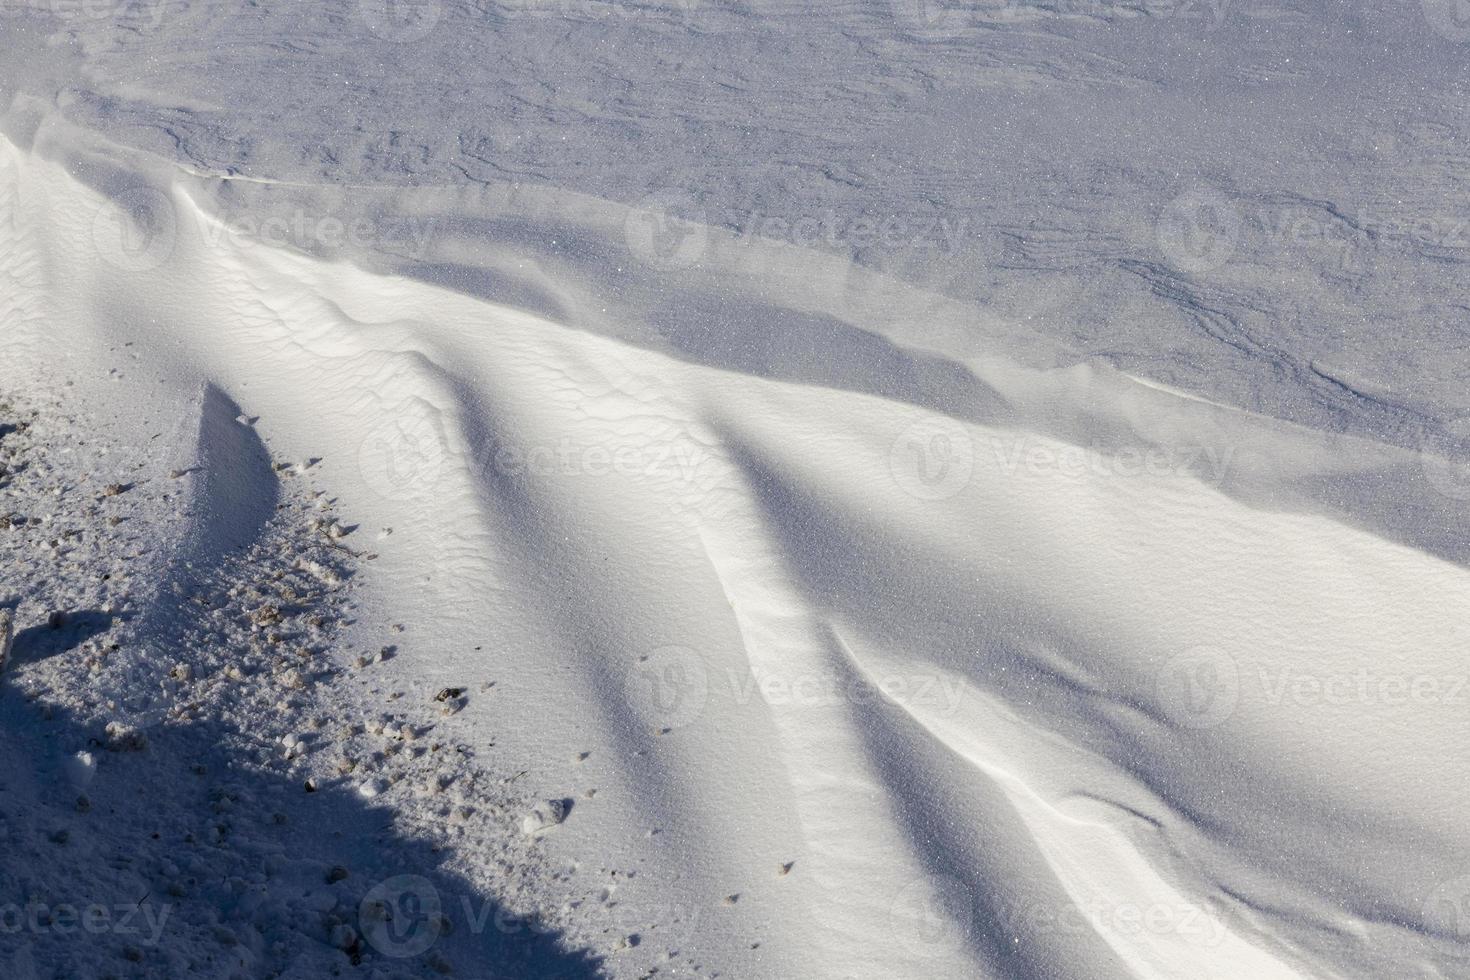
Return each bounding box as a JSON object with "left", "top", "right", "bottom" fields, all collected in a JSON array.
[
  {"left": 98, "top": 384, "right": 282, "bottom": 732},
  {"left": 22, "top": 0, "right": 1470, "bottom": 440},
  {"left": 5, "top": 2, "right": 1470, "bottom": 979}
]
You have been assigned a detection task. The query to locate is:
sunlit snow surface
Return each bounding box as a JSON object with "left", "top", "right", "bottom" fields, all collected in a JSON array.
[{"left": 3, "top": 1, "right": 1470, "bottom": 978}]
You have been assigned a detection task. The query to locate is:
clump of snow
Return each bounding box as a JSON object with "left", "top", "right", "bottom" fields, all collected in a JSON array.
[{"left": 521, "top": 798, "right": 570, "bottom": 836}]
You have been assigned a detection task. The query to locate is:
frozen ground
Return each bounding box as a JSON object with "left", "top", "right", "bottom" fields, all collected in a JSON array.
[{"left": 3, "top": 1, "right": 1470, "bottom": 978}]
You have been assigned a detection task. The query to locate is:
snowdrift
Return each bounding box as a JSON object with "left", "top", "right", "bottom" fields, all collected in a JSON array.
[{"left": 3, "top": 101, "right": 1470, "bottom": 978}]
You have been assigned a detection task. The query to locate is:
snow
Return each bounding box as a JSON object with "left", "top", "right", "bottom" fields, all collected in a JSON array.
[{"left": 3, "top": 1, "right": 1470, "bottom": 978}]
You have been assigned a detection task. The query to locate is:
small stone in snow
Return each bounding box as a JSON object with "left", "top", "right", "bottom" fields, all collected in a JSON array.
[{"left": 250, "top": 605, "right": 282, "bottom": 627}]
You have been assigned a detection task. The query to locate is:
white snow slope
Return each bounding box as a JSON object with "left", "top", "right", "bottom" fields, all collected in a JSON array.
[{"left": 4, "top": 2, "right": 1470, "bottom": 978}]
